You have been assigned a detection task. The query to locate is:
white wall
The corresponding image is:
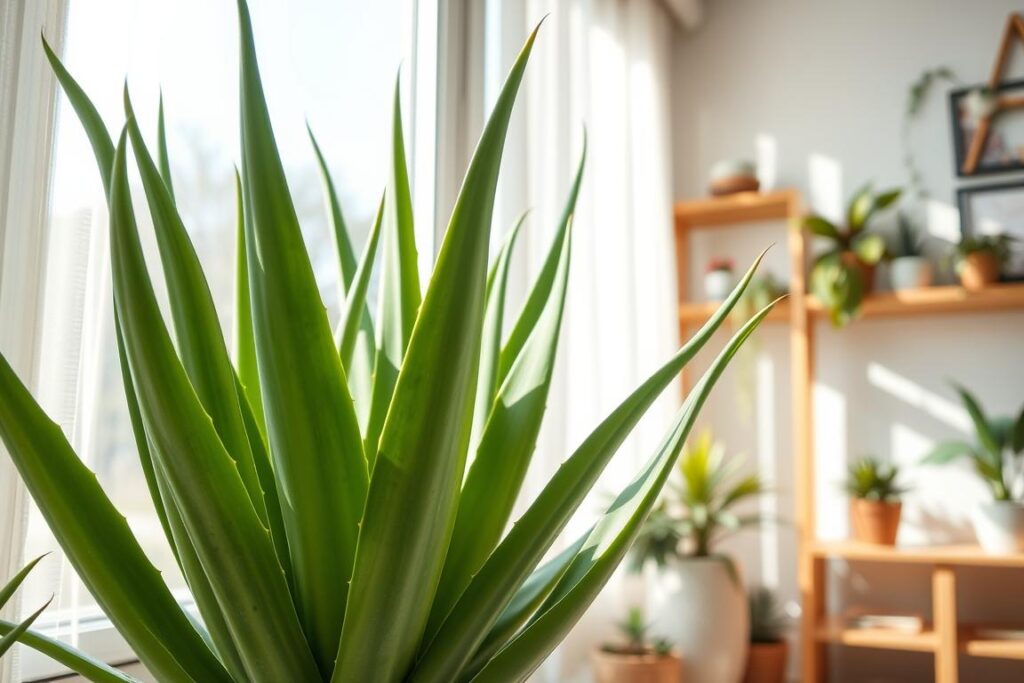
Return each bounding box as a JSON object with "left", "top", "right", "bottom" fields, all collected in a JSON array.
[{"left": 672, "top": 1, "right": 1024, "bottom": 681}]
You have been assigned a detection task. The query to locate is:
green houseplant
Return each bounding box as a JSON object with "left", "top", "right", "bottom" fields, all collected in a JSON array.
[
  {"left": 843, "top": 457, "right": 907, "bottom": 545},
  {"left": 889, "top": 213, "right": 933, "bottom": 291},
  {"left": 0, "top": 4, "right": 777, "bottom": 682},
  {"left": 630, "top": 432, "right": 770, "bottom": 683},
  {"left": 0, "top": 558, "right": 48, "bottom": 661},
  {"left": 804, "top": 184, "right": 902, "bottom": 327},
  {"left": 922, "top": 385, "right": 1024, "bottom": 553},
  {"left": 743, "top": 586, "right": 788, "bottom": 683},
  {"left": 952, "top": 234, "right": 1014, "bottom": 291},
  {"left": 591, "top": 608, "right": 680, "bottom": 683}
]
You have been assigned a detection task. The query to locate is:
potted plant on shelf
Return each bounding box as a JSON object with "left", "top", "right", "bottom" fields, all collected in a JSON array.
[
  {"left": 0, "top": 3, "right": 777, "bottom": 679},
  {"left": 804, "top": 184, "right": 902, "bottom": 327},
  {"left": 631, "top": 431, "right": 771, "bottom": 683},
  {"left": 843, "top": 457, "right": 907, "bottom": 546},
  {"left": 705, "top": 257, "right": 736, "bottom": 301},
  {"left": 591, "top": 607, "right": 681, "bottom": 683},
  {"left": 922, "top": 385, "right": 1024, "bottom": 553},
  {"left": 743, "top": 586, "right": 789, "bottom": 683},
  {"left": 953, "top": 234, "right": 1013, "bottom": 291},
  {"left": 889, "top": 213, "right": 933, "bottom": 291}
]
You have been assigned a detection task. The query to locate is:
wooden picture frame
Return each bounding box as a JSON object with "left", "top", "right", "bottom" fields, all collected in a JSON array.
[{"left": 949, "top": 79, "right": 1024, "bottom": 177}]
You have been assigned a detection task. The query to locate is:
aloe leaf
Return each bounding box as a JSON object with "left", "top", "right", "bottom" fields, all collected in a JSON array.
[
  {"left": 471, "top": 214, "right": 525, "bottom": 450},
  {"left": 458, "top": 529, "right": 591, "bottom": 679},
  {"left": 339, "top": 194, "right": 384, "bottom": 376},
  {"left": 40, "top": 37, "right": 114, "bottom": 194},
  {"left": 497, "top": 134, "right": 586, "bottom": 384},
  {"left": 124, "top": 92, "right": 269, "bottom": 527},
  {"left": 156, "top": 92, "right": 175, "bottom": 202},
  {"left": 309, "top": 125, "right": 376, "bottom": 419},
  {"left": 413, "top": 253, "right": 768, "bottom": 680},
  {"left": 470, "top": 302, "right": 776, "bottom": 682},
  {"left": 426, "top": 219, "right": 573, "bottom": 642},
  {"left": 363, "top": 75, "right": 423, "bottom": 457},
  {"left": 235, "top": 1, "right": 368, "bottom": 672},
  {"left": 0, "top": 352, "right": 229, "bottom": 682},
  {"left": 0, "top": 599, "right": 50, "bottom": 659},
  {"left": 954, "top": 384, "right": 999, "bottom": 458},
  {"left": 110, "top": 127, "right": 319, "bottom": 681},
  {"left": 0, "top": 620, "right": 141, "bottom": 683},
  {"left": 0, "top": 556, "right": 44, "bottom": 610},
  {"left": 233, "top": 169, "right": 265, "bottom": 436},
  {"left": 333, "top": 27, "right": 539, "bottom": 683}
]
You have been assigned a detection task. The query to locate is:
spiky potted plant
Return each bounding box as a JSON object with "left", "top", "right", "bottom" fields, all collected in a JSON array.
[
  {"left": 804, "top": 184, "right": 901, "bottom": 326},
  {"left": 889, "top": 213, "right": 933, "bottom": 291},
  {"left": 591, "top": 607, "right": 680, "bottom": 683},
  {"left": 922, "top": 385, "right": 1024, "bottom": 553},
  {"left": 0, "top": 3, "right": 778, "bottom": 682},
  {"left": 630, "top": 431, "right": 771, "bottom": 683},
  {"left": 953, "top": 234, "right": 1014, "bottom": 291},
  {"left": 843, "top": 457, "right": 908, "bottom": 546},
  {"left": 742, "top": 586, "right": 788, "bottom": 683}
]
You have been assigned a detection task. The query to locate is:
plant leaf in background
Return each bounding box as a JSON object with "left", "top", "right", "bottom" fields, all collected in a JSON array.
[{"left": 0, "top": 5, "right": 771, "bottom": 682}]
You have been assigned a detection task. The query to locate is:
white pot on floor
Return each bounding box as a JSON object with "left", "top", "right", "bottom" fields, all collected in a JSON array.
[
  {"left": 647, "top": 557, "right": 748, "bottom": 683},
  {"left": 973, "top": 500, "right": 1024, "bottom": 553}
]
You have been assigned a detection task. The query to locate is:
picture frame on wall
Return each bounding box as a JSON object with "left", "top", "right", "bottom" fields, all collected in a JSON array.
[
  {"left": 957, "top": 181, "right": 1024, "bottom": 281},
  {"left": 949, "top": 78, "right": 1024, "bottom": 177}
]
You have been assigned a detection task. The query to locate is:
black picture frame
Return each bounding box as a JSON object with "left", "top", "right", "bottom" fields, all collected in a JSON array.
[
  {"left": 949, "top": 78, "right": 1024, "bottom": 177},
  {"left": 957, "top": 180, "right": 1024, "bottom": 281}
]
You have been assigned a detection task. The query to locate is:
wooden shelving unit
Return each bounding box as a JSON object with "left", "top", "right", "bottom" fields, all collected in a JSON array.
[{"left": 673, "top": 189, "right": 1024, "bottom": 683}]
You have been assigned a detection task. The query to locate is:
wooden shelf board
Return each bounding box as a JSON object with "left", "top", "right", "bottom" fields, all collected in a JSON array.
[
  {"left": 961, "top": 626, "right": 1024, "bottom": 660},
  {"left": 674, "top": 189, "right": 799, "bottom": 229},
  {"left": 811, "top": 540, "right": 1024, "bottom": 568},
  {"left": 816, "top": 617, "right": 938, "bottom": 652},
  {"left": 678, "top": 299, "right": 791, "bottom": 326},
  {"left": 807, "top": 283, "right": 1024, "bottom": 319}
]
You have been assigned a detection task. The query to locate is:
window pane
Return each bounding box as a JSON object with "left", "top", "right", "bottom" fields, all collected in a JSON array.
[{"left": 22, "top": 0, "right": 413, "bottom": 657}]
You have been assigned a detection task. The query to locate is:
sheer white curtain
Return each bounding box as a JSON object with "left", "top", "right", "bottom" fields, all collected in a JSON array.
[{"left": 484, "top": 1, "right": 679, "bottom": 680}]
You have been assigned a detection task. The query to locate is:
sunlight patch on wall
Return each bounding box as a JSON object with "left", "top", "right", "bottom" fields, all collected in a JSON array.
[
  {"left": 807, "top": 153, "right": 843, "bottom": 223},
  {"left": 755, "top": 133, "right": 777, "bottom": 192},
  {"left": 866, "top": 362, "right": 969, "bottom": 433}
]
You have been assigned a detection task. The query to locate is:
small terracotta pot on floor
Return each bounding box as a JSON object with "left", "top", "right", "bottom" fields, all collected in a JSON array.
[
  {"left": 742, "top": 640, "right": 788, "bottom": 683},
  {"left": 591, "top": 648, "right": 683, "bottom": 683}
]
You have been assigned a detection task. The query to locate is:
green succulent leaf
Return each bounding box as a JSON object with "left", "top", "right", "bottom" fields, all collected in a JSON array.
[
  {"left": 233, "top": 168, "right": 264, "bottom": 437},
  {"left": 852, "top": 233, "right": 886, "bottom": 265},
  {"left": 339, "top": 194, "right": 384, "bottom": 373},
  {"left": 954, "top": 384, "right": 1000, "bottom": 458},
  {"left": 0, "top": 599, "right": 47, "bottom": 659},
  {"left": 847, "top": 183, "right": 873, "bottom": 232},
  {"left": 921, "top": 441, "right": 974, "bottom": 464},
  {"left": 0, "top": 619, "right": 140, "bottom": 683},
  {"left": 803, "top": 216, "right": 840, "bottom": 240},
  {"left": 155, "top": 93, "right": 175, "bottom": 202}
]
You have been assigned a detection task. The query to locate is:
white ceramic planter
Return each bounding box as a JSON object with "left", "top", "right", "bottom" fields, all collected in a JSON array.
[
  {"left": 973, "top": 501, "right": 1024, "bottom": 553},
  {"left": 704, "top": 270, "right": 735, "bottom": 301},
  {"left": 889, "top": 256, "right": 933, "bottom": 291},
  {"left": 647, "top": 557, "right": 748, "bottom": 683}
]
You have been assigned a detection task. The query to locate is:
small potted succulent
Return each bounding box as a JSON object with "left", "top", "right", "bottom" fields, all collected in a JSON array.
[
  {"left": 922, "top": 385, "right": 1024, "bottom": 553},
  {"left": 805, "top": 184, "right": 902, "bottom": 327},
  {"left": 889, "top": 213, "right": 933, "bottom": 291},
  {"left": 844, "top": 457, "right": 907, "bottom": 545},
  {"left": 743, "top": 586, "right": 789, "bottom": 683},
  {"left": 953, "top": 234, "right": 1013, "bottom": 291},
  {"left": 631, "top": 431, "right": 771, "bottom": 682},
  {"left": 592, "top": 607, "right": 681, "bottom": 683},
  {"left": 705, "top": 257, "right": 736, "bottom": 301}
]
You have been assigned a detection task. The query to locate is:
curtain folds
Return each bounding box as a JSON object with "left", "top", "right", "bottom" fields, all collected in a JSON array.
[{"left": 491, "top": 1, "right": 679, "bottom": 679}]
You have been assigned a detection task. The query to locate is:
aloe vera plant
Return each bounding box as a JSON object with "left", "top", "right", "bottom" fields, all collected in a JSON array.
[{"left": 0, "top": 3, "right": 776, "bottom": 681}]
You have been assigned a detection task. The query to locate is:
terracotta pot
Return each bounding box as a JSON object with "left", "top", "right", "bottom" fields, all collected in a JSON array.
[
  {"left": 742, "top": 641, "right": 788, "bottom": 683},
  {"left": 839, "top": 251, "right": 876, "bottom": 295},
  {"left": 959, "top": 251, "right": 1001, "bottom": 291},
  {"left": 850, "top": 499, "right": 901, "bottom": 545},
  {"left": 591, "top": 647, "right": 683, "bottom": 683}
]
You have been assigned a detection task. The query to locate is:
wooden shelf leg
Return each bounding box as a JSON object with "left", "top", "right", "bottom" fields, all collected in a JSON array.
[
  {"left": 932, "top": 565, "right": 958, "bottom": 683},
  {"left": 800, "top": 553, "right": 826, "bottom": 683}
]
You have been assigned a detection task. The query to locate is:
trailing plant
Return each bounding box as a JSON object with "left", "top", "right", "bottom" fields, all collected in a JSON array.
[
  {"left": 903, "top": 67, "right": 958, "bottom": 199},
  {"left": 748, "top": 586, "right": 787, "bottom": 644},
  {"left": 0, "top": 4, "right": 776, "bottom": 682},
  {"left": 805, "top": 184, "right": 902, "bottom": 327},
  {"left": 922, "top": 385, "right": 1024, "bottom": 502},
  {"left": 630, "top": 431, "right": 770, "bottom": 567},
  {"left": 893, "top": 212, "right": 925, "bottom": 259},
  {"left": 843, "top": 457, "right": 907, "bottom": 502},
  {"left": 602, "top": 607, "right": 673, "bottom": 656}
]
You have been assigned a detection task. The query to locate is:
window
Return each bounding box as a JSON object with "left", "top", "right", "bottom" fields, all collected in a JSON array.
[{"left": 18, "top": 0, "right": 434, "bottom": 678}]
